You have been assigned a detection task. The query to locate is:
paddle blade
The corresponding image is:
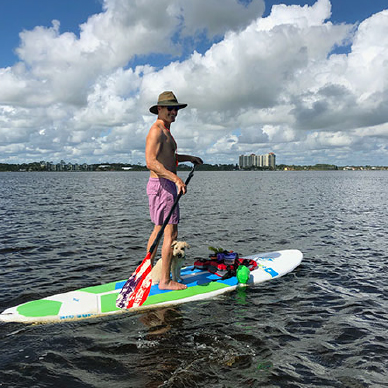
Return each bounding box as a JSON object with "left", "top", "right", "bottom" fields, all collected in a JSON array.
[
  {"left": 126, "top": 269, "right": 152, "bottom": 308},
  {"left": 116, "top": 253, "right": 152, "bottom": 309}
]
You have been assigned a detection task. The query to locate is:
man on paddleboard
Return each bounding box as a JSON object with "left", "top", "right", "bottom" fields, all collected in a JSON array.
[{"left": 145, "top": 91, "right": 203, "bottom": 290}]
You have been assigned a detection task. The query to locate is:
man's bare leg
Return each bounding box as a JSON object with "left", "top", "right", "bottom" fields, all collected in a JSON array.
[
  {"left": 158, "top": 224, "right": 187, "bottom": 290},
  {"left": 147, "top": 225, "right": 161, "bottom": 265}
]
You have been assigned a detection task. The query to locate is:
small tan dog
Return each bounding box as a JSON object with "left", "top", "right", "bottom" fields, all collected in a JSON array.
[{"left": 151, "top": 241, "right": 190, "bottom": 285}]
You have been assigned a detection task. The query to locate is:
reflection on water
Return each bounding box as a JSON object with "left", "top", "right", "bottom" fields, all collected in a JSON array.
[
  {"left": 139, "top": 307, "right": 183, "bottom": 336},
  {"left": 0, "top": 171, "right": 387, "bottom": 387}
]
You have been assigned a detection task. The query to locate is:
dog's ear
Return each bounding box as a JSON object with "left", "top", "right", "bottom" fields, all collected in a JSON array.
[
  {"left": 171, "top": 240, "right": 178, "bottom": 248},
  {"left": 184, "top": 242, "right": 190, "bottom": 249}
]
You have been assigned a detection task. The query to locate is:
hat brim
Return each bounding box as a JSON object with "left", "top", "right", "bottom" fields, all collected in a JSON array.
[{"left": 149, "top": 103, "right": 187, "bottom": 115}]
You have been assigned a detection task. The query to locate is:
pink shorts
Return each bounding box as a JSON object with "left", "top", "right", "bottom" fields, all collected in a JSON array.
[{"left": 147, "top": 178, "right": 179, "bottom": 225}]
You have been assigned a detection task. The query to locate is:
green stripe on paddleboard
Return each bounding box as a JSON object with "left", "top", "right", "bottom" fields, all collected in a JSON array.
[
  {"left": 80, "top": 280, "right": 124, "bottom": 294},
  {"left": 100, "top": 281, "right": 230, "bottom": 313},
  {"left": 17, "top": 300, "right": 62, "bottom": 318},
  {"left": 144, "top": 281, "right": 230, "bottom": 305},
  {"left": 101, "top": 294, "right": 121, "bottom": 313}
]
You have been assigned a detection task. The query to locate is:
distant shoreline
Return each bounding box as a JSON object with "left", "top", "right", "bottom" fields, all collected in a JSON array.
[{"left": 1, "top": 162, "right": 387, "bottom": 172}]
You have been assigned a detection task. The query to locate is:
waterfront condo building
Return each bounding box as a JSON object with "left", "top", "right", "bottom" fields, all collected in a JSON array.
[{"left": 239, "top": 152, "right": 276, "bottom": 169}]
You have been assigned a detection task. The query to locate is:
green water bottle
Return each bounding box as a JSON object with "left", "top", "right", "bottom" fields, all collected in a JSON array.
[{"left": 236, "top": 265, "right": 250, "bottom": 284}]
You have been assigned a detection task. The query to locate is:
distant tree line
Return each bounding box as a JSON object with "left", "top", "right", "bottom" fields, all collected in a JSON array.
[
  {"left": 0, "top": 162, "right": 44, "bottom": 172},
  {"left": 0, "top": 162, "right": 239, "bottom": 172},
  {"left": 276, "top": 164, "right": 338, "bottom": 171},
  {"left": 1, "top": 162, "right": 385, "bottom": 172},
  {"left": 178, "top": 163, "right": 238, "bottom": 171}
]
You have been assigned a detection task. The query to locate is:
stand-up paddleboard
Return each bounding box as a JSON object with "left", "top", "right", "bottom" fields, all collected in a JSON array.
[{"left": 0, "top": 249, "right": 302, "bottom": 323}]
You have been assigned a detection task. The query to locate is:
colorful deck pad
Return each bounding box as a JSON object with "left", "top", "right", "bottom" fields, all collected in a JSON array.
[{"left": 0, "top": 249, "right": 302, "bottom": 323}]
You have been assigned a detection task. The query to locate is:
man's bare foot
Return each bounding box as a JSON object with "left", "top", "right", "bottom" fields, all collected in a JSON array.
[{"left": 158, "top": 280, "right": 187, "bottom": 291}]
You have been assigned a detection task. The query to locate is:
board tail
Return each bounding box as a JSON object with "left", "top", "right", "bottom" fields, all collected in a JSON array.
[{"left": 116, "top": 253, "right": 152, "bottom": 309}]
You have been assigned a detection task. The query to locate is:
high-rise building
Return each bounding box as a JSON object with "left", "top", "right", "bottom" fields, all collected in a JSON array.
[{"left": 238, "top": 152, "right": 276, "bottom": 169}]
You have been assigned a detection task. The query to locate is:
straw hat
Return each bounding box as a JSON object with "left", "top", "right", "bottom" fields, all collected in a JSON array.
[{"left": 149, "top": 91, "right": 188, "bottom": 114}]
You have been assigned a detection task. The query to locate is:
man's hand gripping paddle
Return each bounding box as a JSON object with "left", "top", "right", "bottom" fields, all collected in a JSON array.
[{"left": 116, "top": 165, "right": 196, "bottom": 309}]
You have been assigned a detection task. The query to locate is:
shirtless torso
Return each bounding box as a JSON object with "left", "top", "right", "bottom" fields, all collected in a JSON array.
[
  {"left": 147, "top": 121, "right": 177, "bottom": 177},
  {"left": 145, "top": 110, "right": 186, "bottom": 194}
]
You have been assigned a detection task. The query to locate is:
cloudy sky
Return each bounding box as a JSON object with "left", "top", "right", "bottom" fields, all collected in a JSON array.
[{"left": 1, "top": 0, "right": 387, "bottom": 166}]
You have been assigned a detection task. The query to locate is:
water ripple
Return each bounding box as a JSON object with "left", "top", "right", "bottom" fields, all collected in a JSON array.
[{"left": 1, "top": 171, "right": 387, "bottom": 387}]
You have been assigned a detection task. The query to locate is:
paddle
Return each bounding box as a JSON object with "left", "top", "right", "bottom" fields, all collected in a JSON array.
[{"left": 116, "top": 164, "right": 197, "bottom": 309}]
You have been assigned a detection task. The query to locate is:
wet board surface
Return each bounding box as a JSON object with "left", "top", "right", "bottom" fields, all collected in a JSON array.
[{"left": 0, "top": 249, "right": 302, "bottom": 323}]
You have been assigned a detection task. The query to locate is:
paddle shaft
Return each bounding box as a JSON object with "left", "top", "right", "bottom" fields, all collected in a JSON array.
[{"left": 148, "top": 164, "right": 196, "bottom": 255}]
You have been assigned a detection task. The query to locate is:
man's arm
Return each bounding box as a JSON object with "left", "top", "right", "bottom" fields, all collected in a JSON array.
[{"left": 176, "top": 154, "right": 203, "bottom": 165}]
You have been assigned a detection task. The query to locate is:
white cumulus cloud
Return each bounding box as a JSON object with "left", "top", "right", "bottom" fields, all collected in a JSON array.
[{"left": 0, "top": 0, "right": 387, "bottom": 166}]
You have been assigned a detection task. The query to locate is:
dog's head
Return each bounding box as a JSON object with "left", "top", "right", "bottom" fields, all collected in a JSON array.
[{"left": 171, "top": 240, "right": 190, "bottom": 259}]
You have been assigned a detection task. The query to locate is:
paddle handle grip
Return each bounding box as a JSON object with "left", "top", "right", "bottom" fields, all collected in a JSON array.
[{"left": 148, "top": 164, "right": 196, "bottom": 254}]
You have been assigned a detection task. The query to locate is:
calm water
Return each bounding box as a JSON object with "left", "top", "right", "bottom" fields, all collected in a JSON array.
[{"left": 0, "top": 170, "right": 387, "bottom": 387}]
